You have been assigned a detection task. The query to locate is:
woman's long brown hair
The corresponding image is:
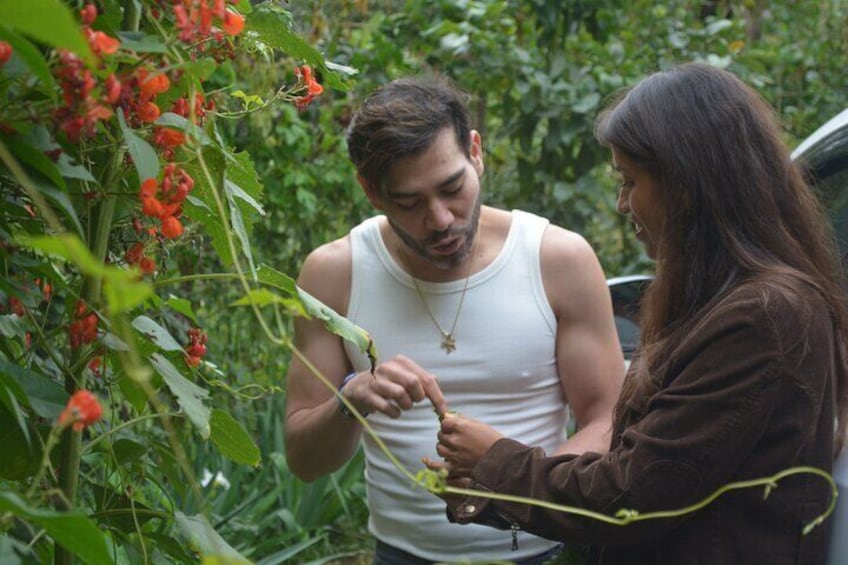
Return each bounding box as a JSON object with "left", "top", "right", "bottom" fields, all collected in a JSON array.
[{"left": 596, "top": 62, "right": 848, "bottom": 455}]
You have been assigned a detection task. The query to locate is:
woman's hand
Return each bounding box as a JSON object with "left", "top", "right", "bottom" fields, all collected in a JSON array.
[{"left": 435, "top": 413, "right": 505, "bottom": 478}]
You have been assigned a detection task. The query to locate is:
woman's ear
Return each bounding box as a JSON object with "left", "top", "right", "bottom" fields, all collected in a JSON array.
[
  {"left": 357, "top": 173, "right": 383, "bottom": 209},
  {"left": 469, "top": 130, "right": 484, "bottom": 176}
]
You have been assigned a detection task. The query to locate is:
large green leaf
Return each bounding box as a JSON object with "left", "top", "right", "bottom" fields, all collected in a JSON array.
[
  {"left": 0, "top": 492, "right": 111, "bottom": 565},
  {"left": 150, "top": 353, "right": 210, "bottom": 438},
  {"left": 174, "top": 512, "right": 250, "bottom": 564},
  {"left": 210, "top": 409, "right": 261, "bottom": 466},
  {"left": 0, "top": 0, "right": 94, "bottom": 65}
]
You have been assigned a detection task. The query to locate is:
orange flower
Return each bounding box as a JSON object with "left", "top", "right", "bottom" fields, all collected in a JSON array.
[
  {"left": 140, "top": 178, "right": 158, "bottom": 199},
  {"left": 153, "top": 127, "right": 186, "bottom": 148},
  {"left": 58, "top": 390, "right": 102, "bottom": 431},
  {"left": 142, "top": 197, "right": 164, "bottom": 218},
  {"left": 137, "top": 69, "right": 170, "bottom": 99},
  {"left": 161, "top": 216, "right": 184, "bottom": 239},
  {"left": 86, "top": 29, "right": 120, "bottom": 56},
  {"left": 221, "top": 10, "right": 245, "bottom": 36},
  {"left": 138, "top": 101, "right": 161, "bottom": 123}
]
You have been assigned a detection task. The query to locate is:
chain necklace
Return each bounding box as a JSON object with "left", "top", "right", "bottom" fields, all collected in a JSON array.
[{"left": 408, "top": 237, "right": 478, "bottom": 354}]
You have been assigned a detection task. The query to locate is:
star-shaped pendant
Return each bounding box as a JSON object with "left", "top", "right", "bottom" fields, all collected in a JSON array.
[{"left": 441, "top": 334, "right": 456, "bottom": 354}]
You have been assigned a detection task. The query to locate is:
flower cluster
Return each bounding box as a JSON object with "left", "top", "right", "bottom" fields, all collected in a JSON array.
[
  {"left": 293, "top": 65, "right": 324, "bottom": 110},
  {"left": 125, "top": 242, "right": 156, "bottom": 275},
  {"left": 184, "top": 327, "right": 208, "bottom": 367},
  {"left": 69, "top": 301, "right": 98, "bottom": 349},
  {"left": 170, "top": 0, "right": 244, "bottom": 61},
  {"left": 58, "top": 390, "right": 103, "bottom": 431},
  {"left": 50, "top": 5, "right": 122, "bottom": 141},
  {"left": 139, "top": 163, "right": 196, "bottom": 239}
]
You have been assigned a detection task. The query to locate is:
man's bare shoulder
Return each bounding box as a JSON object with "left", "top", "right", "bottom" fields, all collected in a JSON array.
[
  {"left": 540, "top": 224, "right": 598, "bottom": 267},
  {"left": 298, "top": 235, "right": 352, "bottom": 314}
]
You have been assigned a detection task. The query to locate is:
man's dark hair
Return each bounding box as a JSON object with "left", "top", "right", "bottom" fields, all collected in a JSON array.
[{"left": 345, "top": 76, "right": 472, "bottom": 192}]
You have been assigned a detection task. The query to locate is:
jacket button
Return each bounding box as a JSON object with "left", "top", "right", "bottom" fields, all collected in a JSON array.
[{"left": 464, "top": 504, "right": 476, "bottom": 514}]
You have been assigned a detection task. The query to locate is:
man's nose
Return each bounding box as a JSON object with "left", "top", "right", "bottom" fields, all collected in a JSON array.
[{"left": 426, "top": 199, "right": 454, "bottom": 232}]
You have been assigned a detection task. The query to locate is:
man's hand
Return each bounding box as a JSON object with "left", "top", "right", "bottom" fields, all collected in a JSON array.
[
  {"left": 343, "top": 354, "right": 448, "bottom": 418},
  {"left": 435, "top": 413, "right": 504, "bottom": 478}
]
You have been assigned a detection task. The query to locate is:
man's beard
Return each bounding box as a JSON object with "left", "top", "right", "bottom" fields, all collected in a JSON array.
[{"left": 388, "top": 193, "right": 482, "bottom": 270}]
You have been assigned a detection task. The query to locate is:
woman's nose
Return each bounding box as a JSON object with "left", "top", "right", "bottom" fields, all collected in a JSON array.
[{"left": 616, "top": 188, "right": 630, "bottom": 215}]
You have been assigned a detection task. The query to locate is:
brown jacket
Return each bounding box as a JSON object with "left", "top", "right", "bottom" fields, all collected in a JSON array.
[{"left": 450, "top": 282, "right": 837, "bottom": 564}]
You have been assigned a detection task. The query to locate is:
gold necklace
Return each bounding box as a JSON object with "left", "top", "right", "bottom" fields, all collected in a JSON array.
[{"left": 408, "top": 238, "right": 477, "bottom": 354}]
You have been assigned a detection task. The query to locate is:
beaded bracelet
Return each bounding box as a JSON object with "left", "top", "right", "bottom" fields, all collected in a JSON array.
[{"left": 337, "top": 372, "right": 367, "bottom": 419}]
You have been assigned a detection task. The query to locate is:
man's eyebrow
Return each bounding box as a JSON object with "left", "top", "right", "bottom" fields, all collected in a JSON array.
[{"left": 387, "top": 168, "right": 466, "bottom": 198}]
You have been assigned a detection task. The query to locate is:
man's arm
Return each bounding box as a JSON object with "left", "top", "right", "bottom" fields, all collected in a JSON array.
[
  {"left": 284, "top": 236, "right": 449, "bottom": 482},
  {"left": 541, "top": 227, "right": 625, "bottom": 456},
  {"left": 284, "top": 237, "right": 364, "bottom": 482}
]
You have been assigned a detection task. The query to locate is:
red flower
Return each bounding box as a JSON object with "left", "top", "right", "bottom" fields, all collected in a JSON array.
[
  {"left": 80, "top": 3, "right": 97, "bottom": 25},
  {"left": 184, "top": 328, "right": 208, "bottom": 367},
  {"left": 69, "top": 301, "right": 98, "bottom": 349},
  {"left": 0, "top": 41, "right": 12, "bottom": 67},
  {"left": 104, "top": 74, "right": 122, "bottom": 104},
  {"left": 58, "top": 390, "right": 102, "bottom": 431}
]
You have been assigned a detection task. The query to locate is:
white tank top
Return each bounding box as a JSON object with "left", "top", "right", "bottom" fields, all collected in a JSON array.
[{"left": 344, "top": 210, "right": 566, "bottom": 561}]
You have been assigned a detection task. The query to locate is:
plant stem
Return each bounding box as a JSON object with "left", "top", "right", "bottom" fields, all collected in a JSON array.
[{"left": 54, "top": 148, "right": 123, "bottom": 565}]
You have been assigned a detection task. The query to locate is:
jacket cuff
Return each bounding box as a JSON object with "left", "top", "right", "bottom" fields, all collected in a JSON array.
[{"left": 446, "top": 438, "right": 538, "bottom": 528}]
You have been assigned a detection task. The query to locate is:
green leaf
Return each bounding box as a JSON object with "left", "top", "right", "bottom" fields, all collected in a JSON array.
[
  {"left": 0, "top": 492, "right": 111, "bottom": 565},
  {"left": 0, "top": 27, "right": 56, "bottom": 93},
  {"left": 132, "top": 315, "right": 183, "bottom": 352},
  {"left": 209, "top": 409, "right": 261, "bottom": 466},
  {"left": 230, "top": 288, "right": 290, "bottom": 308},
  {"left": 0, "top": 358, "right": 67, "bottom": 419},
  {"left": 298, "top": 286, "right": 377, "bottom": 368},
  {"left": 166, "top": 295, "right": 199, "bottom": 324},
  {"left": 150, "top": 353, "right": 210, "bottom": 438},
  {"left": 0, "top": 0, "right": 95, "bottom": 66},
  {"left": 0, "top": 403, "right": 40, "bottom": 479},
  {"left": 117, "top": 109, "right": 159, "bottom": 182},
  {"left": 174, "top": 512, "right": 250, "bottom": 564},
  {"left": 115, "top": 31, "right": 168, "bottom": 53}
]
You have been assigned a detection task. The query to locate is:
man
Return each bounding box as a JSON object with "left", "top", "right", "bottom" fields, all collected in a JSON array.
[{"left": 284, "top": 76, "right": 624, "bottom": 564}]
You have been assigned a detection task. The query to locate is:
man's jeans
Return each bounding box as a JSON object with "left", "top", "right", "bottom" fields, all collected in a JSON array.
[{"left": 372, "top": 539, "right": 563, "bottom": 565}]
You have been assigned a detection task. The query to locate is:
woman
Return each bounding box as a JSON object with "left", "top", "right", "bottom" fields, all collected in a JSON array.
[{"left": 430, "top": 63, "right": 848, "bottom": 564}]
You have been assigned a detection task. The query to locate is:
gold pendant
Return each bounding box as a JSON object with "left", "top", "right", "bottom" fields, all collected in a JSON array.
[{"left": 441, "top": 334, "right": 456, "bottom": 354}]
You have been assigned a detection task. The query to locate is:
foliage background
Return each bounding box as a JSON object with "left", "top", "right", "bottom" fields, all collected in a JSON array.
[{"left": 1, "top": 0, "right": 846, "bottom": 564}]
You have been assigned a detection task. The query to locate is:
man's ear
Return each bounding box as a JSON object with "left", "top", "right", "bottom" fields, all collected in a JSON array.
[
  {"left": 469, "top": 130, "right": 484, "bottom": 177},
  {"left": 357, "top": 173, "right": 383, "bottom": 209}
]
